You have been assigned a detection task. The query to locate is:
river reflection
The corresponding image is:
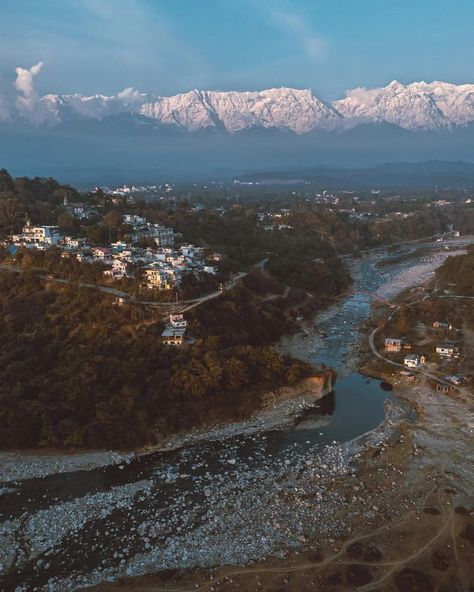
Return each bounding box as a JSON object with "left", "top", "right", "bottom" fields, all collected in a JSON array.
[
  {"left": 266, "top": 373, "right": 391, "bottom": 453},
  {"left": 2, "top": 373, "right": 391, "bottom": 524}
]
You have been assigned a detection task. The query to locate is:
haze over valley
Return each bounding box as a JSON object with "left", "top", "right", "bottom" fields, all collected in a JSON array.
[{"left": 2, "top": 64, "right": 474, "bottom": 181}]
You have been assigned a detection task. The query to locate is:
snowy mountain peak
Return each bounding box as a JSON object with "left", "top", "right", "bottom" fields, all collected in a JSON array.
[
  {"left": 138, "top": 87, "right": 341, "bottom": 133},
  {"left": 2, "top": 72, "right": 474, "bottom": 133},
  {"left": 335, "top": 80, "right": 474, "bottom": 130}
]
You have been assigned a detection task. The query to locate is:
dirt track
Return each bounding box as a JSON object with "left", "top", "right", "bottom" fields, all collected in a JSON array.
[{"left": 89, "top": 382, "right": 474, "bottom": 592}]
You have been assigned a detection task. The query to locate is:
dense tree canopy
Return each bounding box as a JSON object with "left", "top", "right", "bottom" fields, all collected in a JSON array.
[
  {"left": 436, "top": 245, "right": 474, "bottom": 296},
  {"left": 0, "top": 272, "right": 311, "bottom": 449}
]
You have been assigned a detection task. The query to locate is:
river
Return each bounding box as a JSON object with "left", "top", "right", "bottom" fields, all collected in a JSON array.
[{"left": 0, "top": 239, "right": 469, "bottom": 591}]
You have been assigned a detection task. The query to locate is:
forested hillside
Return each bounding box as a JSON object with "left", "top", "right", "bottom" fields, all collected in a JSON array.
[
  {"left": 436, "top": 245, "right": 474, "bottom": 296},
  {"left": 0, "top": 272, "right": 311, "bottom": 449}
]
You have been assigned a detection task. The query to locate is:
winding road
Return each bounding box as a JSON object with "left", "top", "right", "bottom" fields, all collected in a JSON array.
[{"left": 0, "top": 263, "right": 251, "bottom": 315}]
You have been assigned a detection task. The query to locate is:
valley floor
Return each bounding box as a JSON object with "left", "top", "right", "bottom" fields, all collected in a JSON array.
[{"left": 87, "top": 338, "right": 474, "bottom": 592}]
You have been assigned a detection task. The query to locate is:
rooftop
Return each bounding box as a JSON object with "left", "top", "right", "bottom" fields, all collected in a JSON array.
[{"left": 161, "top": 327, "right": 186, "bottom": 338}]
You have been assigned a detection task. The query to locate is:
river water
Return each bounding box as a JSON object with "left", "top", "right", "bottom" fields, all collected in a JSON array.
[{"left": 0, "top": 241, "right": 467, "bottom": 591}]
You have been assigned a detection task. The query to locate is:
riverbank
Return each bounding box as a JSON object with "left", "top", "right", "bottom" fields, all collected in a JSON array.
[
  {"left": 0, "top": 450, "right": 136, "bottom": 486},
  {"left": 0, "top": 390, "right": 408, "bottom": 592},
  {"left": 0, "top": 373, "right": 333, "bottom": 486},
  {"left": 151, "top": 373, "right": 334, "bottom": 453},
  {"left": 92, "top": 381, "right": 472, "bottom": 592}
]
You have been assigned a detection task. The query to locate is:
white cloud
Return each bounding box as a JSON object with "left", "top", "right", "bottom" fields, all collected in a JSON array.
[
  {"left": 15, "top": 61, "right": 44, "bottom": 116},
  {"left": 117, "top": 87, "right": 142, "bottom": 102},
  {"left": 343, "top": 86, "right": 385, "bottom": 108}
]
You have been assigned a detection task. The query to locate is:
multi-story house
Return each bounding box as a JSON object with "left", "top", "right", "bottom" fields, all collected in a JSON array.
[
  {"left": 132, "top": 224, "right": 174, "bottom": 247},
  {"left": 61, "top": 236, "right": 88, "bottom": 249},
  {"left": 161, "top": 326, "right": 186, "bottom": 346},
  {"left": 435, "top": 344, "right": 459, "bottom": 358},
  {"left": 92, "top": 247, "right": 112, "bottom": 261},
  {"left": 143, "top": 263, "right": 177, "bottom": 290},
  {"left": 385, "top": 338, "right": 402, "bottom": 352},
  {"left": 103, "top": 259, "right": 128, "bottom": 279},
  {"left": 12, "top": 223, "right": 62, "bottom": 248},
  {"left": 148, "top": 225, "right": 175, "bottom": 247},
  {"left": 169, "top": 314, "right": 187, "bottom": 328},
  {"left": 123, "top": 214, "right": 147, "bottom": 228},
  {"left": 404, "top": 354, "right": 420, "bottom": 368}
]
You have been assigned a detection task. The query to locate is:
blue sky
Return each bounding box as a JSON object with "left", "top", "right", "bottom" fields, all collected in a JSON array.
[{"left": 0, "top": 0, "right": 473, "bottom": 100}]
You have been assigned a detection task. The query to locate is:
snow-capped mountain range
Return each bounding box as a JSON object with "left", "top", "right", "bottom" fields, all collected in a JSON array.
[
  {"left": 2, "top": 75, "right": 474, "bottom": 133},
  {"left": 334, "top": 80, "right": 474, "bottom": 130}
]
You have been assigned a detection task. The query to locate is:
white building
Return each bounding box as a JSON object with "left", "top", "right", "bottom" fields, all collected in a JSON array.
[
  {"left": 102, "top": 259, "right": 128, "bottom": 280},
  {"left": 132, "top": 224, "right": 174, "bottom": 247},
  {"left": 149, "top": 225, "right": 174, "bottom": 247},
  {"left": 404, "top": 354, "right": 420, "bottom": 369},
  {"left": 435, "top": 344, "right": 459, "bottom": 358},
  {"left": 170, "top": 314, "right": 187, "bottom": 328},
  {"left": 180, "top": 244, "right": 204, "bottom": 258},
  {"left": 123, "top": 214, "right": 147, "bottom": 228},
  {"left": 12, "top": 223, "right": 62, "bottom": 247},
  {"left": 62, "top": 236, "right": 87, "bottom": 249}
]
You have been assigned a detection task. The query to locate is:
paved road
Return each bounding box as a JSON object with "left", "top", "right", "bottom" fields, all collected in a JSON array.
[
  {"left": 177, "top": 271, "right": 248, "bottom": 313},
  {"left": 0, "top": 264, "right": 132, "bottom": 298},
  {"left": 0, "top": 262, "right": 255, "bottom": 314},
  {"left": 439, "top": 294, "right": 474, "bottom": 300}
]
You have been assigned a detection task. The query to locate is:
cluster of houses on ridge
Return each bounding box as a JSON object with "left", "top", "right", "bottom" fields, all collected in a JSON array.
[{"left": 5, "top": 216, "right": 217, "bottom": 291}]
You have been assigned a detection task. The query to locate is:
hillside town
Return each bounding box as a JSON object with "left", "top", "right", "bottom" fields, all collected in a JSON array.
[{"left": 3, "top": 214, "right": 216, "bottom": 292}]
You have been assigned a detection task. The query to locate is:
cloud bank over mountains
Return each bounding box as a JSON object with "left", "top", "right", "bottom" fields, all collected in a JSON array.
[{"left": 1, "top": 62, "right": 474, "bottom": 133}]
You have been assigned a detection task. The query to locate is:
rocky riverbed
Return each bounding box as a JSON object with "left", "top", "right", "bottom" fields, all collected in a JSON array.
[
  {"left": 90, "top": 382, "right": 472, "bottom": 592},
  {"left": 0, "top": 399, "right": 409, "bottom": 592}
]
